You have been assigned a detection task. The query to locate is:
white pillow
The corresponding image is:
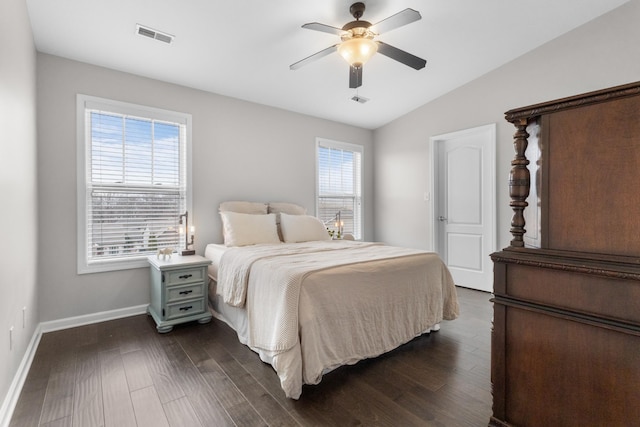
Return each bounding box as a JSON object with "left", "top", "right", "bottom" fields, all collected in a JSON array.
[
  {"left": 220, "top": 211, "right": 280, "bottom": 247},
  {"left": 268, "top": 202, "right": 307, "bottom": 241},
  {"left": 280, "top": 213, "right": 332, "bottom": 243},
  {"left": 219, "top": 201, "right": 268, "bottom": 215},
  {"left": 268, "top": 202, "right": 307, "bottom": 218}
]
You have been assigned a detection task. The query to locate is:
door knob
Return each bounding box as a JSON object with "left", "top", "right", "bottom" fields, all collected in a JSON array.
[{"left": 438, "top": 216, "right": 447, "bottom": 222}]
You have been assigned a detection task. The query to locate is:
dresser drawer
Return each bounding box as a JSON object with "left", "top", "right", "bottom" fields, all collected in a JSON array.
[
  {"left": 166, "top": 282, "right": 205, "bottom": 303},
  {"left": 165, "top": 298, "right": 206, "bottom": 320},
  {"left": 164, "top": 267, "right": 205, "bottom": 285}
]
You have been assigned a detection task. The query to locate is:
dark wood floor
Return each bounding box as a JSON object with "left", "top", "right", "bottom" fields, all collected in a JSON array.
[{"left": 9, "top": 287, "right": 492, "bottom": 427}]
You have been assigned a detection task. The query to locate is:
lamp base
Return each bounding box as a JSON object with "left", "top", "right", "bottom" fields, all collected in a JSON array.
[{"left": 180, "top": 249, "right": 196, "bottom": 256}]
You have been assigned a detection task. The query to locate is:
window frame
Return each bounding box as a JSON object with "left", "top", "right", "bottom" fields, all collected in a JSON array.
[
  {"left": 315, "top": 137, "right": 364, "bottom": 240},
  {"left": 76, "top": 94, "right": 192, "bottom": 274}
]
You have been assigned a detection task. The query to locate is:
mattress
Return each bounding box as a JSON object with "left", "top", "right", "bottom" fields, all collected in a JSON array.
[{"left": 204, "top": 243, "right": 226, "bottom": 281}]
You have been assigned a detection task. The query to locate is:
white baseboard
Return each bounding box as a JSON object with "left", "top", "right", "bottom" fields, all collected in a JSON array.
[
  {"left": 0, "top": 324, "right": 42, "bottom": 427},
  {"left": 0, "top": 304, "right": 148, "bottom": 427},
  {"left": 39, "top": 304, "right": 148, "bottom": 333}
]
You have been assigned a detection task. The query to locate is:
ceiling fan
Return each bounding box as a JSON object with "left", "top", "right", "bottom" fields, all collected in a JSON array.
[{"left": 290, "top": 2, "right": 427, "bottom": 89}]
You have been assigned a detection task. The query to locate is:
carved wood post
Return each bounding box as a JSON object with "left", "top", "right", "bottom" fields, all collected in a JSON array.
[{"left": 509, "top": 118, "right": 530, "bottom": 247}]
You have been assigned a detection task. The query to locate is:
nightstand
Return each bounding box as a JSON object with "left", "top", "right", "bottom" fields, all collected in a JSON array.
[{"left": 147, "top": 254, "right": 212, "bottom": 333}]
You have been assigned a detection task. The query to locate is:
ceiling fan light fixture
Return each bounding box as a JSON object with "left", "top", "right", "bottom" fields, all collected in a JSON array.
[
  {"left": 337, "top": 37, "right": 378, "bottom": 67},
  {"left": 292, "top": 3, "right": 426, "bottom": 87}
]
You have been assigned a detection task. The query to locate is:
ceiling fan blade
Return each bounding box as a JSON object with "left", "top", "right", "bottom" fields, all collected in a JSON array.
[
  {"left": 371, "top": 8, "right": 421, "bottom": 34},
  {"left": 377, "top": 41, "right": 426, "bottom": 70},
  {"left": 302, "top": 22, "right": 346, "bottom": 36},
  {"left": 349, "top": 66, "right": 362, "bottom": 89},
  {"left": 290, "top": 44, "right": 338, "bottom": 70}
]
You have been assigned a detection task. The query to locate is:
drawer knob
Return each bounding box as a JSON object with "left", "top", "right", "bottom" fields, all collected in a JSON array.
[
  {"left": 179, "top": 290, "right": 193, "bottom": 295},
  {"left": 178, "top": 274, "right": 193, "bottom": 279},
  {"left": 179, "top": 305, "right": 193, "bottom": 311}
]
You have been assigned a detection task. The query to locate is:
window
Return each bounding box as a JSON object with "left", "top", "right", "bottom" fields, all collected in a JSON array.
[
  {"left": 77, "top": 95, "right": 191, "bottom": 273},
  {"left": 316, "top": 138, "right": 363, "bottom": 240}
]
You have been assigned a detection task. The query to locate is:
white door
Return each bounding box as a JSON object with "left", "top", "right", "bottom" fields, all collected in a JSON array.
[{"left": 430, "top": 124, "right": 496, "bottom": 292}]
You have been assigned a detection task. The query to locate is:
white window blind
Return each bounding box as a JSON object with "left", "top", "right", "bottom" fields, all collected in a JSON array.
[
  {"left": 77, "top": 95, "right": 191, "bottom": 273},
  {"left": 316, "top": 138, "right": 363, "bottom": 239}
]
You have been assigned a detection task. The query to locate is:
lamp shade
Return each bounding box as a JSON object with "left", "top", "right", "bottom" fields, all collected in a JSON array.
[{"left": 337, "top": 37, "right": 378, "bottom": 67}]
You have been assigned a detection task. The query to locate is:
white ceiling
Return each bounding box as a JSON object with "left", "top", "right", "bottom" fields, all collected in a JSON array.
[{"left": 26, "top": 0, "right": 628, "bottom": 129}]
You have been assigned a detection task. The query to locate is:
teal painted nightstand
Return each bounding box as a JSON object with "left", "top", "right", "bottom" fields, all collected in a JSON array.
[{"left": 147, "top": 254, "right": 212, "bottom": 333}]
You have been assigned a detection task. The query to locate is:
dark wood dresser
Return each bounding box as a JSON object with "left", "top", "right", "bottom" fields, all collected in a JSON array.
[{"left": 490, "top": 82, "right": 640, "bottom": 426}]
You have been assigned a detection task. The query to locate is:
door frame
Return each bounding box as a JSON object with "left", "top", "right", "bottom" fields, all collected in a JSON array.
[{"left": 429, "top": 123, "right": 497, "bottom": 267}]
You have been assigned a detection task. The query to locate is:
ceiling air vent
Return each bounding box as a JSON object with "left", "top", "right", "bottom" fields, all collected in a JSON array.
[
  {"left": 136, "top": 24, "right": 174, "bottom": 44},
  {"left": 351, "top": 95, "right": 369, "bottom": 104}
]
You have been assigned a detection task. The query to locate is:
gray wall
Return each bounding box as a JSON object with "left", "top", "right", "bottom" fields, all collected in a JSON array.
[
  {"left": 373, "top": 0, "right": 640, "bottom": 251},
  {"left": 36, "top": 54, "right": 374, "bottom": 322},
  {"left": 0, "top": 0, "right": 39, "bottom": 413}
]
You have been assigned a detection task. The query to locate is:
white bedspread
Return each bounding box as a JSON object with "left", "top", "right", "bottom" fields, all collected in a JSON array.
[
  {"left": 216, "top": 241, "right": 459, "bottom": 398},
  {"left": 218, "top": 241, "right": 377, "bottom": 308}
]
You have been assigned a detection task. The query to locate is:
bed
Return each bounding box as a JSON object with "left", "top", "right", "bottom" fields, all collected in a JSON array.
[{"left": 205, "top": 201, "right": 459, "bottom": 399}]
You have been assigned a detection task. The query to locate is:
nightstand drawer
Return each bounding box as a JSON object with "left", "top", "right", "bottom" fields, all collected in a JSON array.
[
  {"left": 165, "top": 267, "right": 205, "bottom": 285},
  {"left": 165, "top": 298, "right": 206, "bottom": 320},
  {"left": 166, "top": 283, "right": 205, "bottom": 303}
]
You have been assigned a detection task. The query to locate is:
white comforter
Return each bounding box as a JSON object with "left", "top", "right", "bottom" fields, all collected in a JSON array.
[{"left": 216, "top": 241, "right": 459, "bottom": 398}]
